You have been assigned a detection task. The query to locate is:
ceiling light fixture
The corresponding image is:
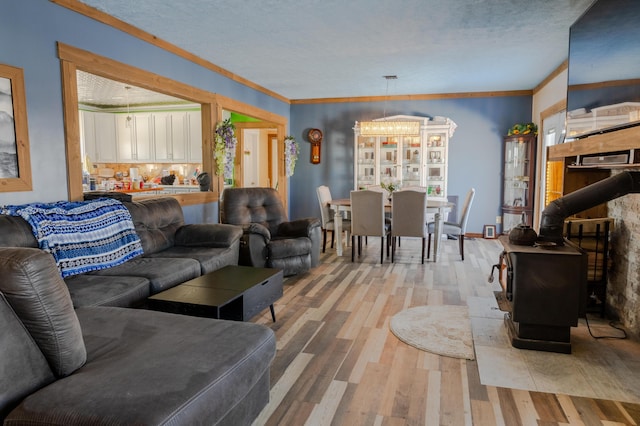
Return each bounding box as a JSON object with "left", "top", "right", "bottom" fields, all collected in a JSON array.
[{"left": 357, "top": 76, "right": 420, "bottom": 136}]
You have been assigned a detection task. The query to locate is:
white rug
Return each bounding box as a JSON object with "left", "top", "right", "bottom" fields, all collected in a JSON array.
[{"left": 390, "top": 305, "right": 475, "bottom": 360}]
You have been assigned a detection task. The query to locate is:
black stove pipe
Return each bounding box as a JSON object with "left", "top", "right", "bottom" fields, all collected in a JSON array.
[{"left": 538, "top": 171, "right": 640, "bottom": 244}]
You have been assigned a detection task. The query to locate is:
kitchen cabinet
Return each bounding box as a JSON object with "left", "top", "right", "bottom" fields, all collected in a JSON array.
[
  {"left": 154, "top": 112, "right": 188, "bottom": 163},
  {"left": 80, "top": 110, "right": 96, "bottom": 163},
  {"left": 502, "top": 133, "right": 536, "bottom": 233},
  {"left": 116, "top": 114, "right": 154, "bottom": 163},
  {"left": 353, "top": 115, "right": 456, "bottom": 199},
  {"left": 80, "top": 110, "right": 119, "bottom": 163},
  {"left": 187, "top": 111, "right": 203, "bottom": 163},
  {"left": 143, "top": 110, "right": 202, "bottom": 163},
  {"left": 80, "top": 109, "right": 202, "bottom": 164}
]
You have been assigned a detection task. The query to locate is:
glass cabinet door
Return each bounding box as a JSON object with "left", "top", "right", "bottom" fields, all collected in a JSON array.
[
  {"left": 502, "top": 134, "right": 536, "bottom": 232},
  {"left": 356, "top": 136, "right": 376, "bottom": 188},
  {"left": 401, "top": 136, "right": 422, "bottom": 186},
  {"left": 379, "top": 137, "right": 399, "bottom": 182},
  {"left": 426, "top": 133, "right": 446, "bottom": 196}
]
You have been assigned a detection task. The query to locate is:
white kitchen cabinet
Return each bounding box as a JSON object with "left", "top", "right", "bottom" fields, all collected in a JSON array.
[
  {"left": 80, "top": 108, "right": 201, "bottom": 164},
  {"left": 187, "top": 110, "right": 203, "bottom": 163},
  {"left": 116, "top": 114, "right": 154, "bottom": 163},
  {"left": 79, "top": 110, "right": 96, "bottom": 163},
  {"left": 80, "top": 111, "right": 117, "bottom": 163},
  {"left": 353, "top": 115, "right": 456, "bottom": 200},
  {"left": 93, "top": 112, "right": 118, "bottom": 163},
  {"left": 154, "top": 112, "right": 187, "bottom": 163},
  {"left": 153, "top": 111, "right": 201, "bottom": 163}
]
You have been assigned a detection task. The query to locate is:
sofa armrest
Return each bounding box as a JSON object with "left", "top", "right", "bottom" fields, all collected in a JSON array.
[
  {"left": 277, "top": 218, "right": 321, "bottom": 238},
  {"left": 175, "top": 224, "right": 243, "bottom": 248},
  {"left": 237, "top": 223, "right": 271, "bottom": 267},
  {"left": 242, "top": 223, "right": 271, "bottom": 241}
]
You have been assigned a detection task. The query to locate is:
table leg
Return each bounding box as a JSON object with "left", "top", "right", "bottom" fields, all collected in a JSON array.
[
  {"left": 433, "top": 211, "right": 442, "bottom": 262},
  {"left": 335, "top": 209, "right": 343, "bottom": 256},
  {"left": 270, "top": 304, "right": 276, "bottom": 322}
]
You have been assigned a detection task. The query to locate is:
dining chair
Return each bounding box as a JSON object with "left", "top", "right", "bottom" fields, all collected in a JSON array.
[
  {"left": 350, "top": 190, "right": 390, "bottom": 263},
  {"left": 391, "top": 190, "right": 428, "bottom": 263},
  {"left": 316, "top": 185, "right": 351, "bottom": 253},
  {"left": 427, "top": 188, "right": 475, "bottom": 261}
]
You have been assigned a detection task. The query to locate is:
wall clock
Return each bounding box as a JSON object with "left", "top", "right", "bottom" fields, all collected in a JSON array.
[{"left": 308, "top": 128, "right": 322, "bottom": 164}]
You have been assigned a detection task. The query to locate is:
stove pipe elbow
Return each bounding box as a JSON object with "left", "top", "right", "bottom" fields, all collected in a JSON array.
[{"left": 538, "top": 171, "right": 640, "bottom": 244}]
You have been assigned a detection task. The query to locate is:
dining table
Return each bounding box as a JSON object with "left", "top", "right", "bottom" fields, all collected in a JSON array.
[{"left": 328, "top": 198, "right": 454, "bottom": 261}]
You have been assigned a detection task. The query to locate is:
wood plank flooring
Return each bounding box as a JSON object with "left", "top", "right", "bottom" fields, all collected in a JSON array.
[{"left": 250, "top": 236, "right": 640, "bottom": 425}]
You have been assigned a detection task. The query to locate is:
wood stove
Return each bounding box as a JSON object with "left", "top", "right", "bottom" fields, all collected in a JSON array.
[
  {"left": 492, "top": 171, "right": 640, "bottom": 353},
  {"left": 497, "top": 235, "right": 587, "bottom": 354}
]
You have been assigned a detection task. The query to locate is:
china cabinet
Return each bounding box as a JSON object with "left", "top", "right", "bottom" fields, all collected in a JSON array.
[
  {"left": 502, "top": 133, "right": 536, "bottom": 233},
  {"left": 353, "top": 115, "right": 456, "bottom": 200}
]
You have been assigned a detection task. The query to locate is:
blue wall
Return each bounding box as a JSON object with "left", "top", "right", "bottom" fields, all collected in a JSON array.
[
  {"left": 288, "top": 97, "right": 532, "bottom": 234},
  {"left": 0, "top": 1, "right": 288, "bottom": 206},
  {"left": 1, "top": 2, "right": 533, "bottom": 235}
]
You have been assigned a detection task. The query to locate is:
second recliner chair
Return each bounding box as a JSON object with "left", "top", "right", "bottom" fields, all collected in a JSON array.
[{"left": 221, "top": 187, "right": 321, "bottom": 276}]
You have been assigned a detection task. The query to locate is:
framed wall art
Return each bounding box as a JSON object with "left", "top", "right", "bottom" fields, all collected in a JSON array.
[
  {"left": 483, "top": 225, "right": 497, "bottom": 239},
  {"left": 0, "top": 63, "right": 32, "bottom": 192}
]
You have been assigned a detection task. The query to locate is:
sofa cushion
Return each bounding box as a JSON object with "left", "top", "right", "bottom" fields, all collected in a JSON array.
[
  {"left": 64, "top": 275, "right": 151, "bottom": 308},
  {"left": 124, "top": 198, "right": 185, "bottom": 255},
  {"left": 145, "top": 243, "right": 239, "bottom": 275},
  {"left": 5, "top": 307, "right": 276, "bottom": 425},
  {"left": 0, "top": 248, "right": 86, "bottom": 378},
  {"left": 268, "top": 236, "right": 312, "bottom": 259},
  {"left": 89, "top": 256, "right": 201, "bottom": 293},
  {"left": 0, "top": 294, "right": 56, "bottom": 420}
]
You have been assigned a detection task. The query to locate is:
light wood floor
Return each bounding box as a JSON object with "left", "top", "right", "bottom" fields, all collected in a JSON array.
[{"left": 251, "top": 236, "right": 640, "bottom": 425}]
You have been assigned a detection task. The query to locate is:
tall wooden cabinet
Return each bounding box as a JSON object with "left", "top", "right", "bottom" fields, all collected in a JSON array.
[
  {"left": 353, "top": 115, "right": 456, "bottom": 199},
  {"left": 502, "top": 134, "right": 536, "bottom": 233}
]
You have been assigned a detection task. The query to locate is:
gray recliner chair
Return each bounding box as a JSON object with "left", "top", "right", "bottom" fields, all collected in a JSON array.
[{"left": 221, "top": 187, "right": 321, "bottom": 276}]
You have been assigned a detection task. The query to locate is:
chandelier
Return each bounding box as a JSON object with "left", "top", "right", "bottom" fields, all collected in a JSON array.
[
  {"left": 358, "top": 120, "right": 420, "bottom": 136},
  {"left": 357, "top": 75, "right": 420, "bottom": 136}
]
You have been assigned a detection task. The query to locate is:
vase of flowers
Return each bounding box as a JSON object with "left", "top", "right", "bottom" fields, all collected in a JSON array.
[
  {"left": 214, "top": 118, "right": 237, "bottom": 180},
  {"left": 284, "top": 135, "right": 299, "bottom": 177},
  {"left": 380, "top": 181, "right": 400, "bottom": 202}
]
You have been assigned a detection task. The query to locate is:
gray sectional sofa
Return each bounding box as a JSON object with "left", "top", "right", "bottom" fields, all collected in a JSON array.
[
  {"left": 0, "top": 196, "right": 277, "bottom": 424},
  {"left": 0, "top": 247, "right": 276, "bottom": 424}
]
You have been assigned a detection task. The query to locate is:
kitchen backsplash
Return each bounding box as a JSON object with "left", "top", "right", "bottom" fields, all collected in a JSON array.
[{"left": 89, "top": 162, "right": 203, "bottom": 185}]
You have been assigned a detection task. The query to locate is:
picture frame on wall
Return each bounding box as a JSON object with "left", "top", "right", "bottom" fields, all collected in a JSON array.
[
  {"left": 483, "top": 225, "right": 496, "bottom": 239},
  {"left": 0, "top": 63, "right": 32, "bottom": 192}
]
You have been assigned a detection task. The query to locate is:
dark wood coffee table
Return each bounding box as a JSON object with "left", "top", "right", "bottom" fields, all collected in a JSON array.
[{"left": 148, "top": 265, "right": 283, "bottom": 322}]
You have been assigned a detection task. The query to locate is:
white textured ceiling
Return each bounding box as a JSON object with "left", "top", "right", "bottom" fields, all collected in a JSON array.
[{"left": 76, "top": 0, "right": 594, "bottom": 101}]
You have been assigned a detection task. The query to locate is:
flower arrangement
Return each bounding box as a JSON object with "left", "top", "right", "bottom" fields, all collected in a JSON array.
[
  {"left": 507, "top": 122, "right": 538, "bottom": 136},
  {"left": 380, "top": 181, "right": 400, "bottom": 193},
  {"left": 214, "top": 118, "right": 237, "bottom": 179},
  {"left": 284, "top": 135, "right": 299, "bottom": 177}
]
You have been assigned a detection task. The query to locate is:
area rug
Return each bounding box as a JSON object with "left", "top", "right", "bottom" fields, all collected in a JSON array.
[{"left": 390, "top": 305, "right": 475, "bottom": 360}]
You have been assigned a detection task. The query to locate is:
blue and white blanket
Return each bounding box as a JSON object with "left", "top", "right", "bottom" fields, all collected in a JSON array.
[{"left": 2, "top": 198, "right": 144, "bottom": 278}]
